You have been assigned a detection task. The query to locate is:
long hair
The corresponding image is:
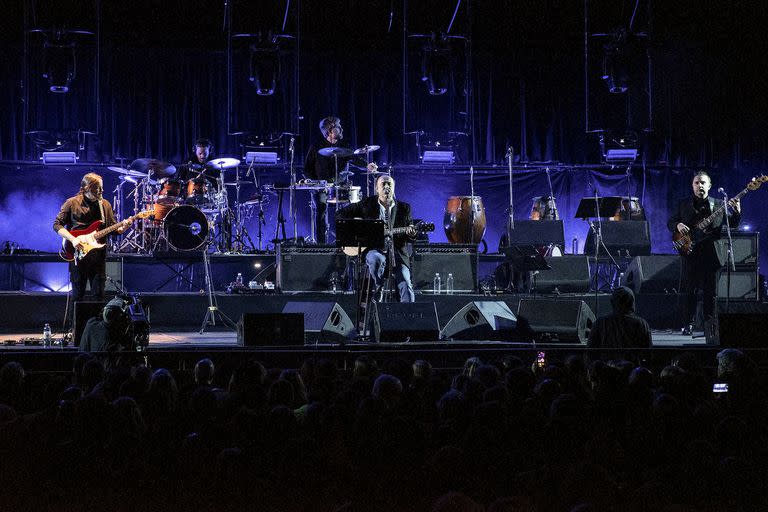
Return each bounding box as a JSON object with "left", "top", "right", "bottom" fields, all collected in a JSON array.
[{"left": 79, "top": 172, "right": 103, "bottom": 194}]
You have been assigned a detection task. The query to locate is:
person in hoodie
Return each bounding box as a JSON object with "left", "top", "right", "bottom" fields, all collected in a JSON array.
[{"left": 588, "top": 286, "right": 652, "bottom": 349}]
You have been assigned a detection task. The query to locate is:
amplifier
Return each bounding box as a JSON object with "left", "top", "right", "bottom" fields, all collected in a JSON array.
[
  {"left": 716, "top": 230, "right": 759, "bottom": 266},
  {"left": 276, "top": 245, "right": 348, "bottom": 292},
  {"left": 585, "top": 221, "right": 651, "bottom": 258},
  {"left": 412, "top": 244, "right": 477, "bottom": 292},
  {"left": 499, "top": 220, "right": 565, "bottom": 251},
  {"left": 717, "top": 268, "right": 759, "bottom": 301}
]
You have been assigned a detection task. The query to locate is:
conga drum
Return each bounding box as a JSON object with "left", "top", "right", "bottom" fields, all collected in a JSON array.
[{"left": 443, "top": 196, "right": 486, "bottom": 244}]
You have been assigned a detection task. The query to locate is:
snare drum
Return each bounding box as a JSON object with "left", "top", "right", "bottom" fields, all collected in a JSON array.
[
  {"left": 327, "top": 185, "right": 361, "bottom": 204},
  {"left": 185, "top": 179, "right": 212, "bottom": 205},
  {"left": 156, "top": 178, "right": 184, "bottom": 205}
]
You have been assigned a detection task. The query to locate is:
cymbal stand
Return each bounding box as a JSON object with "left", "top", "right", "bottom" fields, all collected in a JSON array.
[
  {"left": 231, "top": 163, "right": 255, "bottom": 253},
  {"left": 505, "top": 147, "right": 515, "bottom": 247},
  {"left": 199, "top": 241, "right": 237, "bottom": 334},
  {"left": 288, "top": 136, "right": 298, "bottom": 240},
  {"left": 117, "top": 179, "right": 147, "bottom": 253}
]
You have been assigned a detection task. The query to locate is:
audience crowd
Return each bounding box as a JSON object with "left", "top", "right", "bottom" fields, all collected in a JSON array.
[{"left": 0, "top": 348, "right": 765, "bottom": 511}]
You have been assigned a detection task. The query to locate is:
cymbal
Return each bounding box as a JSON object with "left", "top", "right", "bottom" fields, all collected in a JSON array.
[
  {"left": 206, "top": 157, "right": 241, "bottom": 169},
  {"left": 353, "top": 144, "right": 380, "bottom": 155},
  {"left": 130, "top": 158, "right": 177, "bottom": 178},
  {"left": 318, "top": 146, "right": 354, "bottom": 158},
  {"left": 107, "top": 166, "right": 146, "bottom": 178}
]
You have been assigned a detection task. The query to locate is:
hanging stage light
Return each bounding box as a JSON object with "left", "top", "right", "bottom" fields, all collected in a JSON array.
[
  {"left": 249, "top": 46, "right": 279, "bottom": 96},
  {"left": 42, "top": 41, "right": 76, "bottom": 93},
  {"left": 421, "top": 47, "right": 451, "bottom": 96}
]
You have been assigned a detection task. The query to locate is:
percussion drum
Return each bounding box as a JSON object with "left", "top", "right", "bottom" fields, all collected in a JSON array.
[
  {"left": 152, "top": 202, "right": 177, "bottom": 225},
  {"left": 164, "top": 205, "right": 209, "bottom": 251},
  {"left": 610, "top": 197, "right": 646, "bottom": 221},
  {"left": 443, "top": 196, "right": 486, "bottom": 244},
  {"left": 529, "top": 196, "right": 559, "bottom": 220},
  {"left": 327, "top": 185, "right": 361, "bottom": 204},
  {"left": 156, "top": 178, "right": 184, "bottom": 205},
  {"left": 185, "top": 179, "right": 212, "bottom": 206}
]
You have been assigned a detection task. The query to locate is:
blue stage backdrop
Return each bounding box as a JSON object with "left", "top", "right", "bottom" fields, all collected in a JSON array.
[{"left": 0, "top": 164, "right": 765, "bottom": 271}]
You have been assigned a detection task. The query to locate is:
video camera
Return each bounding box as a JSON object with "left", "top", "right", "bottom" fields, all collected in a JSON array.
[{"left": 103, "top": 294, "right": 150, "bottom": 351}]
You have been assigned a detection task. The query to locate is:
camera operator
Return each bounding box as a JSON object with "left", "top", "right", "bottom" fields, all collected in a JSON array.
[{"left": 80, "top": 297, "right": 149, "bottom": 352}]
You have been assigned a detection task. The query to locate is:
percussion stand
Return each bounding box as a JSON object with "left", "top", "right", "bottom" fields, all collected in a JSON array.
[
  {"left": 273, "top": 188, "right": 288, "bottom": 244},
  {"left": 288, "top": 136, "right": 299, "bottom": 241},
  {"left": 231, "top": 163, "right": 256, "bottom": 253},
  {"left": 199, "top": 241, "right": 237, "bottom": 334},
  {"left": 118, "top": 179, "right": 147, "bottom": 253}
]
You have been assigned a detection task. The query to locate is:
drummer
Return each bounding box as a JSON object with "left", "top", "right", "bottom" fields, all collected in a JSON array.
[
  {"left": 304, "top": 116, "right": 377, "bottom": 244},
  {"left": 178, "top": 137, "right": 221, "bottom": 201}
]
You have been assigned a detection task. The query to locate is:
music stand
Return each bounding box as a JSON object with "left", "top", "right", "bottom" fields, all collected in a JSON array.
[
  {"left": 504, "top": 245, "right": 551, "bottom": 293},
  {"left": 336, "top": 218, "right": 385, "bottom": 336}
]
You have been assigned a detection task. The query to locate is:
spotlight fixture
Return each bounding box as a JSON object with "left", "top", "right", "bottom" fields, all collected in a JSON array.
[
  {"left": 43, "top": 41, "right": 76, "bottom": 93},
  {"left": 41, "top": 151, "right": 78, "bottom": 164},
  {"left": 249, "top": 46, "right": 279, "bottom": 96},
  {"left": 245, "top": 151, "right": 279, "bottom": 165}
]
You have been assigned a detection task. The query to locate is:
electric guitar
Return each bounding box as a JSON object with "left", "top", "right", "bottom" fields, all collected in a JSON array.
[
  {"left": 672, "top": 175, "right": 766, "bottom": 256},
  {"left": 342, "top": 221, "right": 435, "bottom": 257},
  {"left": 59, "top": 209, "right": 154, "bottom": 262}
]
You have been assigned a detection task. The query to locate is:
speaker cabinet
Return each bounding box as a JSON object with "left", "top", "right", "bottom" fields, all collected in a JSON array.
[
  {"left": 74, "top": 301, "right": 107, "bottom": 346},
  {"left": 716, "top": 231, "right": 759, "bottom": 266},
  {"left": 277, "top": 245, "right": 348, "bottom": 292},
  {"left": 716, "top": 269, "right": 759, "bottom": 300},
  {"left": 705, "top": 302, "right": 768, "bottom": 347},
  {"left": 517, "top": 299, "right": 595, "bottom": 344},
  {"left": 501, "top": 220, "right": 565, "bottom": 249},
  {"left": 237, "top": 313, "right": 305, "bottom": 346},
  {"left": 533, "top": 256, "right": 591, "bottom": 294},
  {"left": 622, "top": 255, "right": 681, "bottom": 295},
  {"left": 440, "top": 301, "right": 524, "bottom": 341},
  {"left": 371, "top": 302, "right": 440, "bottom": 342},
  {"left": 412, "top": 244, "right": 477, "bottom": 293},
  {"left": 585, "top": 221, "right": 651, "bottom": 257},
  {"left": 282, "top": 302, "right": 356, "bottom": 343}
]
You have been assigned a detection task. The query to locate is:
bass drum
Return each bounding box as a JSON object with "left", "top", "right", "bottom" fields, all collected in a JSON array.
[
  {"left": 164, "top": 205, "right": 209, "bottom": 251},
  {"left": 443, "top": 196, "right": 486, "bottom": 244}
]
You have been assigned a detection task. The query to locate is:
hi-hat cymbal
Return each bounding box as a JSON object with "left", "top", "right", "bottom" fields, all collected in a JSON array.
[
  {"left": 206, "top": 157, "right": 241, "bottom": 169},
  {"left": 318, "top": 146, "right": 354, "bottom": 158},
  {"left": 130, "top": 158, "right": 177, "bottom": 178},
  {"left": 353, "top": 144, "right": 381, "bottom": 155}
]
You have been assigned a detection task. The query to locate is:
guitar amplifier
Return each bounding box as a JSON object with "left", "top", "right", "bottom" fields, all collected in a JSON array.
[
  {"left": 276, "top": 245, "right": 349, "bottom": 292},
  {"left": 412, "top": 244, "right": 477, "bottom": 293},
  {"left": 585, "top": 221, "right": 651, "bottom": 257},
  {"left": 716, "top": 230, "right": 759, "bottom": 267}
]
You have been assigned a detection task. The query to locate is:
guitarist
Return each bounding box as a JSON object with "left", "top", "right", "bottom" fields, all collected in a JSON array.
[
  {"left": 53, "top": 173, "right": 132, "bottom": 303},
  {"left": 337, "top": 174, "right": 417, "bottom": 302},
  {"left": 667, "top": 171, "right": 741, "bottom": 335}
]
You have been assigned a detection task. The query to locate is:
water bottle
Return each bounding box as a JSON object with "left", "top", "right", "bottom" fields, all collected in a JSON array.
[
  {"left": 571, "top": 237, "right": 579, "bottom": 254},
  {"left": 446, "top": 273, "right": 454, "bottom": 295},
  {"left": 433, "top": 273, "right": 442, "bottom": 294},
  {"left": 235, "top": 273, "right": 243, "bottom": 286},
  {"left": 43, "top": 323, "right": 52, "bottom": 348}
]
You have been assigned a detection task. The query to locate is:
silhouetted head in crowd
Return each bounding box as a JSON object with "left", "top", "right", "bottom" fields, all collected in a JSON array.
[
  {"left": 0, "top": 362, "right": 25, "bottom": 396},
  {"left": 228, "top": 359, "right": 266, "bottom": 393},
  {"left": 352, "top": 355, "right": 379, "bottom": 380},
  {"left": 194, "top": 358, "right": 214, "bottom": 386},
  {"left": 371, "top": 374, "right": 403, "bottom": 410},
  {"left": 474, "top": 364, "right": 501, "bottom": 389},
  {"left": 72, "top": 352, "right": 94, "bottom": 385},
  {"left": 382, "top": 358, "right": 412, "bottom": 389},
  {"left": 268, "top": 379, "right": 296, "bottom": 408},
  {"left": 148, "top": 368, "right": 179, "bottom": 413},
  {"left": 610, "top": 286, "right": 636, "bottom": 314},
  {"left": 430, "top": 491, "right": 483, "bottom": 512},
  {"left": 112, "top": 396, "right": 145, "bottom": 438},
  {"left": 462, "top": 356, "right": 482, "bottom": 378},
  {"left": 716, "top": 348, "right": 746, "bottom": 380},
  {"left": 279, "top": 369, "right": 308, "bottom": 404},
  {"left": 81, "top": 358, "right": 105, "bottom": 394},
  {"left": 412, "top": 359, "right": 432, "bottom": 381}
]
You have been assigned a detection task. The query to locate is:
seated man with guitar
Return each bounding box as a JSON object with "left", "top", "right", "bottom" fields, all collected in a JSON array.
[
  {"left": 338, "top": 174, "right": 421, "bottom": 303},
  {"left": 54, "top": 173, "right": 137, "bottom": 304},
  {"left": 668, "top": 170, "right": 741, "bottom": 335}
]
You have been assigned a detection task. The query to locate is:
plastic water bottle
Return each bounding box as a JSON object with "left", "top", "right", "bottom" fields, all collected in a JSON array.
[
  {"left": 446, "top": 273, "right": 454, "bottom": 295},
  {"left": 43, "top": 323, "right": 52, "bottom": 348},
  {"left": 572, "top": 237, "right": 579, "bottom": 254},
  {"left": 433, "top": 273, "right": 441, "bottom": 294},
  {"left": 236, "top": 273, "right": 243, "bottom": 286}
]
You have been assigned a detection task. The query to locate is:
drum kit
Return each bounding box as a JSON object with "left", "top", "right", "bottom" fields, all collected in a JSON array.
[{"left": 109, "top": 156, "right": 273, "bottom": 254}]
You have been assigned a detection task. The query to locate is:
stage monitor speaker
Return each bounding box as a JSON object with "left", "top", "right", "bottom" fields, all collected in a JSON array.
[
  {"left": 501, "top": 220, "right": 565, "bottom": 250},
  {"left": 412, "top": 244, "right": 477, "bottom": 293},
  {"left": 517, "top": 299, "right": 595, "bottom": 344},
  {"left": 716, "top": 230, "right": 759, "bottom": 266},
  {"left": 237, "top": 313, "right": 305, "bottom": 346},
  {"left": 716, "top": 269, "right": 759, "bottom": 301},
  {"left": 440, "top": 301, "right": 527, "bottom": 341},
  {"left": 533, "top": 255, "right": 591, "bottom": 294},
  {"left": 371, "top": 302, "right": 440, "bottom": 342},
  {"left": 282, "top": 302, "right": 356, "bottom": 342},
  {"left": 585, "top": 221, "right": 651, "bottom": 257},
  {"left": 622, "top": 255, "right": 681, "bottom": 295},
  {"left": 704, "top": 302, "right": 768, "bottom": 347},
  {"left": 277, "top": 245, "right": 348, "bottom": 292},
  {"left": 74, "top": 300, "right": 107, "bottom": 347}
]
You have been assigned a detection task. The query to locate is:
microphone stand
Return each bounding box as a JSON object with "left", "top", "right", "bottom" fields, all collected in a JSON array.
[
  {"left": 624, "top": 164, "right": 633, "bottom": 220},
  {"left": 505, "top": 147, "right": 514, "bottom": 247},
  {"left": 288, "top": 137, "right": 298, "bottom": 241},
  {"left": 721, "top": 189, "right": 736, "bottom": 314}
]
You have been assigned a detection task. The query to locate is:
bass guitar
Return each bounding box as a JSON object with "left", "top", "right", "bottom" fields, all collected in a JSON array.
[
  {"left": 59, "top": 209, "right": 154, "bottom": 262},
  {"left": 672, "top": 175, "right": 766, "bottom": 255},
  {"left": 342, "top": 221, "right": 435, "bottom": 257}
]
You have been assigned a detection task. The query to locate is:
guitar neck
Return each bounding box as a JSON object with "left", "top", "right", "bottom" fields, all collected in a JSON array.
[
  {"left": 696, "top": 187, "right": 746, "bottom": 230},
  {"left": 92, "top": 216, "right": 130, "bottom": 239}
]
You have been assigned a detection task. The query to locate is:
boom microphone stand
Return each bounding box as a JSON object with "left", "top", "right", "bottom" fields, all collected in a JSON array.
[
  {"left": 505, "top": 147, "right": 515, "bottom": 245},
  {"left": 720, "top": 188, "right": 736, "bottom": 313},
  {"left": 199, "top": 242, "right": 237, "bottom": 334}
]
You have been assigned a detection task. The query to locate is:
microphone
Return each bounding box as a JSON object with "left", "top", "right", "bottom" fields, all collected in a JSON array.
[
  {"left": 717, "top": 187, "right": 727, "bottom": 196},
  {"left": 505, "top": 146, "right": 514, "bottom": 158},
  {"left": 289, "top": 137, "right": 295, "bottom": 153}
]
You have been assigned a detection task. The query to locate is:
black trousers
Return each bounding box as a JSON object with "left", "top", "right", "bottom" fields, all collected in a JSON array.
[
  {"left": 680, "top": 242, "right": 720, "bottom": 327},
  {"left": 312, "top": 189, "right": 329, "bottom": 244},
  {"left": 70, "top": 251, "right": 107, "bottom": 303}
]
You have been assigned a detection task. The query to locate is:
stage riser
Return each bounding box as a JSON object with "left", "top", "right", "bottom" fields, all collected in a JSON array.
[{"left": 0, "top": 292, "right": 684, "bottom": 331}]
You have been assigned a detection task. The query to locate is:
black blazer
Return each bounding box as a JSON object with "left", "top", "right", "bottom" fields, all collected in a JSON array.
[
  {"left": 337, "top": 196, "right": 414, "bottom": 267},
  {"left": 667, "top": 196, "right": 741, "bottom": 265}
]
